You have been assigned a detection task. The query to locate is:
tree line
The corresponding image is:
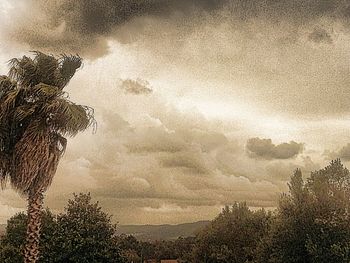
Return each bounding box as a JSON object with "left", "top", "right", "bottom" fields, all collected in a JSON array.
[{"left": 1, "top": 159, "right": 350, "bottom": 262}]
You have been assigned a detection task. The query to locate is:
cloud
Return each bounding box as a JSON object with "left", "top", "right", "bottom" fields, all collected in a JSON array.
[
  {"left": 0, "top": 50, "right": 331, "bottom": 224},
  {"left": 246, "top": 138, "right": 304, "bottom": 159},
  {"left": 308, "top": 27, "right": 333, "bottom": 44},
  {"left": 0, "top": 202, "right": 23, "bottom": 224},
  {"left": 5, "top": 0, "right": 350, "bottom": 58},
  {"left": 326, "top": 143, "right": 350, "bottom": 161},
  {"left": 265, "top": 156, "right": 320, "bottom": 181},
  {"left": 126, "top": 127, "right": 187, "bottom": 153},
  {"left": 39, "top": 91, "right": 294, "bottom": 224},
  {"left": 160, "top": 150, "right": 211, "bottom": 174},
  {"left": 119, "top": 78, "right": 153, "bottom": 95},
  {"left": 0, "top": 91, "right": 319, "bottom": 224},
  {"left": 4, "top": 0, "right": 350, "bottom": 117},
  {"left": 0, "top": 190, "right": 25, "bottom": 223},
  {"left": 5, "top": 0, "right": 226, "bottom": 57}
]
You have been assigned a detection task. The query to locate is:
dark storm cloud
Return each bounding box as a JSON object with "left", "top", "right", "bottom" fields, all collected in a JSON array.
[
  {"left": 160, "top": 152, "right": 210, "bottom": 174},
  {"left": 246, "top": 138, "right": 304, "bottom": 160},
  {"left": 308, "top": 28, "right": 333, "bottom": 44},
  {"left": 8, "top": 0, "right": 350, "bottom": 57},
  {"left": 9, "top": 0, "right": 226, "bottom": 57},
  {"left": 119, "top": 79, "right": 153, "bottom": 95}
]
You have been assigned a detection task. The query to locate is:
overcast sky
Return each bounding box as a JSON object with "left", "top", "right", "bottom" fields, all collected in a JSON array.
[{"left": 1, "top": 0, "right": 350, "bottom": 224}]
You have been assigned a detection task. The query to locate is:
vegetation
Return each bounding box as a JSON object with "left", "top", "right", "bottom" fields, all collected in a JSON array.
[
  {"left": 255, "top": 159, "right": 350, "bottom": 263},
  {"left": 0, "top": 52, "right": 95, "bottom": 262},
  {"left": 116, "top": 159, "right": 350, "bottom": 263},
  {"left": 0, "top": 193, "right": 124, "bottom": 263},
  {"left": 2, "top": 156, "right": 350, "bottom": 262},
  {"left": 193, "top": 203, "right": 271, "bottom": 262}
]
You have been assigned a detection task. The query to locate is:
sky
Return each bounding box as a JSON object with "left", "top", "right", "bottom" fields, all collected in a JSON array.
[{"left": 1, "top": 0, "right": 350, "bottom": 224}]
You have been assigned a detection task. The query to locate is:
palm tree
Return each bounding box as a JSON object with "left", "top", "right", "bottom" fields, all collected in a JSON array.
[{"left": 0, "top": 51, "right": 95, "bottom": 262}]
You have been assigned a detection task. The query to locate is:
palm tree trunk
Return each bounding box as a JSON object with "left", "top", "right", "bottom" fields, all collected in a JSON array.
[{"left": 24, "top": 191, "right": 44, "bottom": 263}]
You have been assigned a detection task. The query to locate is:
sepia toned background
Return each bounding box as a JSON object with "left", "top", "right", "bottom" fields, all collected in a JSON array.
[{"left": 0, "top": 0, "right": 350, "bottom": 224}]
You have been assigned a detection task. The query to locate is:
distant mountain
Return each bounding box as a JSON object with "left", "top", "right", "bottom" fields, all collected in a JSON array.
[
  {"left": 0, "top": 221, "right": 211, "bottom": 241},
  {"left": 116, "top": 220, "right": 210, "bottom": 241}
]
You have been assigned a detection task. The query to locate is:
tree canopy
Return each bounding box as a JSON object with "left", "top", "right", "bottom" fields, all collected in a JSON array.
[
  {"left": 193, "top": 202, "right": 271, "bottom": 263},
  {"left": 256, "top": 159, "right": 350, "bottom": 263},
  {"left": 0, "top": 193, "right": 124, "bottom": 263}
]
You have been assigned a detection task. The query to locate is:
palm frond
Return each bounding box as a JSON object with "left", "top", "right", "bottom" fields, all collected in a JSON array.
[
  {"left": 43, "top": 98, "right": 95, "bottom": 136},
  {"left": 32, "top": 51, "right": 60, "bottom": 86},
  {"left": 0, "top": 89, "right": 22, "bottom": 111},
  {"left": 24, "top": 83, "right": 63, "bottom": 102},
  {"left": 58, "top": 54, "right": 82, "bottom": 89},
  {"left": 0, "top": 115, "right": 10, "bottom": 152},
  {"left": 13, "top": 104, "right": 37, "bottom": 123},
  {"left": 8, "top": 52, "right": 60, "bottom": 88},
  {"left": 0, "top": 151, "right": 10, "bottom": 189},
  {"left": 8, "top": 52, "right": 83, "bottom": 91},
  {"left": 8, "top": 56, "right": 38, "bottom": 87},
  {"left": 0, "top": 76, "right": 17, "bottom": 99},
  {"left": 0, "top": 88, "right": 30, "bottom": 154}
]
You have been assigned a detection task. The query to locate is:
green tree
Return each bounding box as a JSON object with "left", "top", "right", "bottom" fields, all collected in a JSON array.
[
  {"left": 46, "top": 193, "right": 123, "bottom": 262},
  {"left": 256, "top": 160, "right": 350, "bottom": 263},
  {"left": 116, "top": 234, "right": 142, "bottom": 262},
  {"left": 305, "top": 159, "right": 350, "bottom": 262},
  {"left": 172, "top": 236, "right": 196, "bottom": 263},
  {"left": 0, "top": 193, "right": 124, "bottom": 262},
  {"left": 115, "top": 233, "right": 195, "bottom": 262},
  {"left": 0, "top": 52, "right": 95, "bottom": 262},
  {"left": 0, "top": 210, "right": 56, "bottom": 263},
  {"left": 193, "top": 202, "right": 271, "bottom": 263}
]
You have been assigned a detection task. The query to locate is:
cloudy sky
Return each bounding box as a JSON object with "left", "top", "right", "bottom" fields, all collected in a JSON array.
[{"left": 1, "top": 0, "right": 350, "bottom": 225}]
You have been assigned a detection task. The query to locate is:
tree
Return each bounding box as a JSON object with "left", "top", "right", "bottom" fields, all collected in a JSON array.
[
  {"left": 192, "top": 202, "right": 271, "bottom": 263},
  {"left": 255, "top": 160, "right": 350, "bottom": 263},
  {"left": 116, "top": 234, "right": 142, "bottom": 262},
  {"left": 0, "top": 210, "right": 56, "bottom": 263},
  {"left": 0, "top": 51, "right": 95, "bottom": 262},
  {"left": 0, "top": 193, "right": 124, "bottom": 262},
  {"left": 45, "top": 193, "right": 123, "bottom": 262},
  {"left": 305, "top": 159, "right": 350, "bottom": 262}
]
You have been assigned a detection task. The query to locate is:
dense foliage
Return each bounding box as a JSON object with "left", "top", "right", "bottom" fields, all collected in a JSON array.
[
  {"left": 255, "top": 159, "right": 350, "bottom": 263},
  {"left": 2, "top": 160, "right": 350, "bottom": 262},
  {"left": 193, "top": 203, "right": 271, "bottom": 263},
  {"left": 0, "top": 193, "right": 124, "bottom": 263}
]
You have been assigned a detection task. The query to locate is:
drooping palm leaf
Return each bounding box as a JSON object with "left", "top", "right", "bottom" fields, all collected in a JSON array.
[
  {"left": 25, "top": 83, "right": 63, "bottom": 101},
  {"left": 43, "top": 98, "right": 95, "bottom": 136},
  {"left": 8, "top": 52, "right": 83, "bottom": 90},
  {"left": 0, "top": 75, "right": 16, "bottom": 99},
  {"left": 8, "top": 56, "right": 38, "bottom": 87},
  {"left": 58, "top": 54, "right": 82, "bottom": 88},
  {"left": 0, "top": 150, "right": 10, "bottom": 188},
  {"left": 32, "top": 51, "right": 60, "bottom": 86}
]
